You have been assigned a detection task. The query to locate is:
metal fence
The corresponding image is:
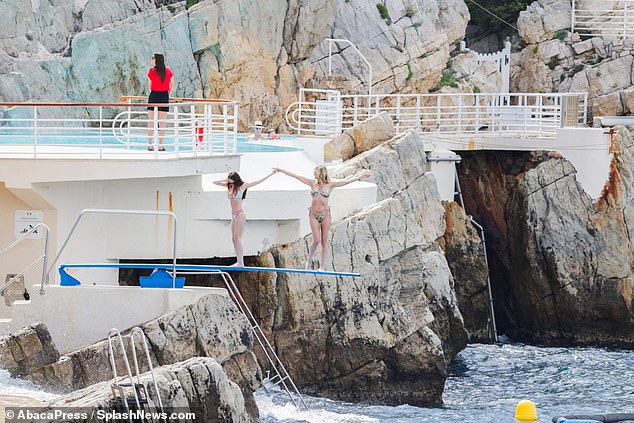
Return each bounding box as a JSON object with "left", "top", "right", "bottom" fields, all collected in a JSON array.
[
  {"left": 0, "top": 97, "right": 239, "bottom": 159},
  {"left": 572, "top": 0, "right": 634, "bottom": 38},
  {"left": 286, "top": 89, "right": 588, "bottom": 139}
]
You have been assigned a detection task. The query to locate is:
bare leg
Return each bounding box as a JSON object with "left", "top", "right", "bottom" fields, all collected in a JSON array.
[
  {"left": 158, "top": 110, "right": 167, "bottom": 149},
  {"left": 147, "top": 109, "right": 156, "bottom": 149},
  {"left": 306, "top": 212, "right": 321, "bottom": 269},
  {"left": 319, "top": 213, "right": 332, "bottom": 271},
  {"left": 231, "top": 213, "right": 246, "bottom": 267}
]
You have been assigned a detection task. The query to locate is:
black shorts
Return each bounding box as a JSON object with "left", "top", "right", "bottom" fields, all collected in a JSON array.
[{"left": 147, "top": 91, "right": 169, "bottom": 112}]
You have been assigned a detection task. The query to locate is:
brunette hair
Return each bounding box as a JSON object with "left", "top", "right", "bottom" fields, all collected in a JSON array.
[
  {"left": 153, "top": 53, "right": 166, "bottom": 82},
  {"left": 227, "top": 171, "right": 247, "bottom": 199},
  {"left": 314, "top": 166, "right": 330, "bottom": 185}
]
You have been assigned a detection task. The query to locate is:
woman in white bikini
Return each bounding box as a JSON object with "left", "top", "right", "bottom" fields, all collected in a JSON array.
[
  {"left": 213, "top": 170, "right": 274, "bottom": 267},
  {"left": 273, "top": 166, "right": 371, "bottom": 270}
]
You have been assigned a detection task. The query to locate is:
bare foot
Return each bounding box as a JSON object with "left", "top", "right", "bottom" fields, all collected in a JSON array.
[
  {"left": 304, "top": 261, "right": 310, "bottom": 270},
  {"left": 230, "top": 262, "right": 244, "bottom": 267}
]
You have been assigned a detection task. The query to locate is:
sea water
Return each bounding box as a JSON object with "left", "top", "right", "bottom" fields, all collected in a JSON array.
[
  {"left": 2, "top": 343, "right": 632, "bottom": 422},
  {"left": 257, "top": 342, "right": 634, "bottom": 423}
]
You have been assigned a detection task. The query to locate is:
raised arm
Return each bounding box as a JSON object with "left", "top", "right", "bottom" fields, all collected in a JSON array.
[
  {"left": 330, "top": 170, "right": 372, "bottom": 188},
  {"left": 272, "top": 168, "right": 313, "bottom": 186},
  {"left": 243, "top": 171, "right": 275, "bottom": 189},
  {"left": 212, "top": 178, "right": 231, "bottom": 187}
]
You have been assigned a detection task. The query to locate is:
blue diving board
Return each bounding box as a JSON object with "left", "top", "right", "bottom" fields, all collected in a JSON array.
[{"left": 59, "top": 263, "right": 361, "bottom": 278}]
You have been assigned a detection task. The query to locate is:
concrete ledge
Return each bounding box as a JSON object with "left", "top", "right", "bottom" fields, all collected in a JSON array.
[{"left": 0, "top": 284, "right": 227, "bottom": 354}]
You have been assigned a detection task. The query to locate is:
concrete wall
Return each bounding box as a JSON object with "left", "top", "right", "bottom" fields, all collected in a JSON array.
[
  {"left": 0, "top": 285, "right": 226, "bottom": 354},
  {"left": 0, "top": 184, "right": 57, "bottom": 318}
]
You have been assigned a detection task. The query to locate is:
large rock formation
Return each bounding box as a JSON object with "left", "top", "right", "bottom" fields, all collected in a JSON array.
[
  {"left": 514, "top": 0, "right": 634, "bottom": 119},
  {"left": 0, "top": 0, "right": 470, "bottom": 129},
  {"left": 0, "top": 293, "right": 262, "bottom": 421},
  {"left": 458, "top": 128, "right": 634, "bottom": 346},
  {"left": 227, "top": 130, "right": 470, "bottom": 406},
  {"left": 49, "top": 357, "right": 254, "bottom": 423}
]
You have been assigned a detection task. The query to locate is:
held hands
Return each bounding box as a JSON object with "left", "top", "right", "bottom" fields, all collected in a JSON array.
[{"left": 357, "top": 170, "right": 372, "bottom": 180}]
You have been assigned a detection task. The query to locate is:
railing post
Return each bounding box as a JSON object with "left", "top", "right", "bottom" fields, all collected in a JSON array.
[
  {"left": 298, "top": 88, "right": 303, "bottom": 135},
  {"left": 625, "top": 2, "right": 628, "bottom": 38},
  {"left": 328, "top": 40, "right": 333, "bottom": 76},
  {"left": 436, "top": 95, "right": 441, "bottom": 132},
  {"left": 222, "top": 104, "right": 229, "bottom": 154},
  {"left": 153, "top": 107, "right": 159, "bottom": 155},
  {"left": 571, "top": 0, "right": 576, "bottom": 35},
  {"left": 33, "top": 105, "right": 38, "bottom": 158},
  {"left": 126, "top": 99, "right": 132, "bottom": 150},
  {"left": 173, "top": 106, "right": 180, "bottom": 156},
  {"left": 190, "top": 106, "right": 197, "bottom": 155},
  {"left": 99, "top": 107, "right": 103, "bottom": 159},
  {"left": 395, "top": 96, "right": 401, "bottom": 132},
  {"left": 415, "top": 95, "right": 421, "bottom": 133},
  {"left": 232, "top": 102, "right": 238, "bottom": 153}
]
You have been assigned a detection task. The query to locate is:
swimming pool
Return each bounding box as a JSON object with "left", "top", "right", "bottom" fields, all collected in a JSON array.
[{"left": 0, "top": 130, "right": 301, "bottom": 153}]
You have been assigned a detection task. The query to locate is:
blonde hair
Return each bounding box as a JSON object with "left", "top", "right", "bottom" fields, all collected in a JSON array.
[{"left": 314, "top": 166, "right": 330, "bottom": 185}]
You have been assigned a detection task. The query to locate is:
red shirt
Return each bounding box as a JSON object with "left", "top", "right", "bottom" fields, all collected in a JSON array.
[{"left": 148, "top": 67, "right": 173, "bottom": 92}]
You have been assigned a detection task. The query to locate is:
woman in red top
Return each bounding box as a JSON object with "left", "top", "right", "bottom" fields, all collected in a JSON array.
[{"left": 147, "top": 53, "right": 174, "bottom": 151}]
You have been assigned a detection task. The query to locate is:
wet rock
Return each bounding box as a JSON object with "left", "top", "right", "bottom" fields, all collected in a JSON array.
[
  {"left": 0, "top": 323, "right": 59, "bottom": 378},
  {"left": 48, "top": 357, "right": 254, "bottom": 423}
]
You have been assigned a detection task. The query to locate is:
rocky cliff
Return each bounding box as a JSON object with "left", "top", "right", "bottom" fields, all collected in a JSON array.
[
  {"left": 212, "top": 128, "right": 482, "bottom": 406},
  {"left": 0, "top": 0, "right": 469, "bottom": 129},
  {"left": 514, "top": 0, "right": 634, "bottom": 119},
  {"left": 0, "top": 293, "right": 262, "bottom": 421},
  {"left": 459, "top": 128, "right": 634, "bottom": 346}
]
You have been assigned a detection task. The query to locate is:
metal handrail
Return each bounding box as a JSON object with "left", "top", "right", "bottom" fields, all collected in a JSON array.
[
  {"left": 174, "top": 268, "right": 308, "bottom": 409},
  {"left": 0, "top": 223, "right": 51, "bottom": 296},
  {"left": 325, "top": 38, "right": 373, "bottom": 96},
  {"left": 572, "top": 0, "right": 634, "bottom": 37},
  {"left": 286, "top": 91, "right": 588, "bottom": 139},
  {"left": 47, "top": 209, "right": 178, "bottom": 288},
  {"left": 129, "top": 327, "right": 165, "bottom": 416},
  {"left": 108, "top": 328, "right": 142, "bottom": 420},
  {"left": 0, "top": 98, "right": 240, "bottom": 159}
]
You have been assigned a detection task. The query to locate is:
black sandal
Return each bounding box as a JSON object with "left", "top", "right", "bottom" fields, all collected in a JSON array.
[
  {"left": 147, "top": 145, "right": 154, "bottom": 151},
  {"left": 158, "top": 146, "right": 166, "bottom": 151}
]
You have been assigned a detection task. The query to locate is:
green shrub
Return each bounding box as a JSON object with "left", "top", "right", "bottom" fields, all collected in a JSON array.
[
  {"left": 406, "top": 62, "right": 413, "bottom": 81},
  {"left": 466, "top": 0, "right": 532, "bottom": 33},
  {"left": 547, "top": 57, "right": 560, "bottom": 70},
  {"left": 411, "top": 21, "right": 421, "bottom": 29},
  {"left": 554, "top": 29, "right": 568, "bottom": 41},
  {"left": 186, "top": 0, "right": 199, "bottom": 9},
  {"left": 473, "top": 86, "right": 481, "bottom": 93},
  {"left": 436, "top": 70, "right": 459, "bottom": 90},
  {"left": 376, "top": 3, "right": 391, "bottom": 24},
  {"left": 569, "top": 64, "right": 584, "bottom": 76}
]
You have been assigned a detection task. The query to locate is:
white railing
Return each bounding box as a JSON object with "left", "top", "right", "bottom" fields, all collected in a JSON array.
[
  {"left": 572, "top": 0, "right": 634, "bottom": 38},
  {"left": 326, "top": 38, "right": 373, "bottom": 96},
  {"left": 0, "top": 97, "right": 239, "bottom": 159},
  {"left": 285, "top": 89, "right": 588, "bottom": 139},
  {"left": 285, "top": 88, "right": 342, "bottom": 136}
]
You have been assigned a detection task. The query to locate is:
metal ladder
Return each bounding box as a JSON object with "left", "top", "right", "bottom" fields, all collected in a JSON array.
[
  {"left": 107, "top": 328, "right": 165, "bottom": 422},
  {"left": 176, "top": 269, "right": 308, "bottom": 409},
  {"left": 454, "top": 172, "right": 498, "bottom": 343}
]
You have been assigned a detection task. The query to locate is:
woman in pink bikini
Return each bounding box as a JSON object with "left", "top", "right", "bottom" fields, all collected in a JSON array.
[
  {"left": 273, "top": 166, "right": 371, "bottom": 270},
  {"left": 213, "top": 170, "right": 274, "bottom": 266}
]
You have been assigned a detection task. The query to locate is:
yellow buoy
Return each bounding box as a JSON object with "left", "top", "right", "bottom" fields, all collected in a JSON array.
[{"left": 515, "top": 400, "right": 538, "bottom": 421}]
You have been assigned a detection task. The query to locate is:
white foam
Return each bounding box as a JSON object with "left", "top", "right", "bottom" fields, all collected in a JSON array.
[
  {"left": 0, "top": 369, "right": 59, "bottom": 402},
  {"left": 256, "top": 393, "right": 379, "bottom": 423}
]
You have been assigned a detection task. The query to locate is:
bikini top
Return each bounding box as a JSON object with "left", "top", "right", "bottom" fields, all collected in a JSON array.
[
  {"left": 310, "top": 188, "right": 331, "bottom": 198},
  {"left": 228, "top": 188, "right": 247, "bottom": 200}
]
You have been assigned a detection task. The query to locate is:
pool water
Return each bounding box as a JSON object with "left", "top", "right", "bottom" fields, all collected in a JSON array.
[{"left": 0, "top": 130, "right": 300, "bottom": 153}]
